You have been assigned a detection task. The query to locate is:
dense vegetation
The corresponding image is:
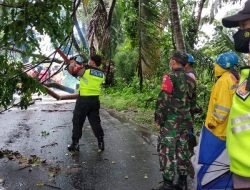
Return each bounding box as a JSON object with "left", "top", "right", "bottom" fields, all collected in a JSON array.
[
  {"left": 100, "top": 0, "right": 245, "bottom": 130},
  {"left": 0, "top": 0, "right": 247, "bottom": 130}
]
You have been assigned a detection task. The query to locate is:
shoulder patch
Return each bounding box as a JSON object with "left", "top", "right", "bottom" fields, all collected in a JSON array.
[
  {"left": 90, "top": 69, "right": 104, "bottom": 78},
  {"left": 161, "top": 74, "right": 173, "bottom": 94},
  {"left": 236, "top": 79, "right": 250, "bottom": 100}
]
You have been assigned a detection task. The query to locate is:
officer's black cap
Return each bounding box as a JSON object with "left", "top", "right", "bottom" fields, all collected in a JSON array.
[{"left": 91, "top": 55, "right": 102, "bottom": 66}]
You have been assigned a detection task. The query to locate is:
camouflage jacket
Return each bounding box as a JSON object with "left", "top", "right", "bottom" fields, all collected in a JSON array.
[{"left": 155, "top": 68, "right": 196, "bottom": 129}]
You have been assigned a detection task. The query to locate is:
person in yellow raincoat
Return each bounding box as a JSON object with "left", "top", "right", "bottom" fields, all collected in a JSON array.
[
  {"left": 192, "top": 51, "right": 239, "bottom": 190},
  {"left": 205, "top": 52, "right": 239, "bottom": 140}
]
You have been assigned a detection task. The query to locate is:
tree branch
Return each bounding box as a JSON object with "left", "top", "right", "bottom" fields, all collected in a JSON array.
[
  {"left": 195, "top": 0, "right": 206, "bottom": 27},
  {"left": 0, "top": 3, "right": 24, "bottom": 8},
  {"left": 0, "top": 47, "right": 63, "bottom": 64},
  {"left": 43, "top": 86, "right": 78, "bottom": 100}
]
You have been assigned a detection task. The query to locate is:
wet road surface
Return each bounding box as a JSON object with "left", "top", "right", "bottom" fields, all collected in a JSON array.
[{"left": 0, "top": 96, "right": 162, "bottom": 190}]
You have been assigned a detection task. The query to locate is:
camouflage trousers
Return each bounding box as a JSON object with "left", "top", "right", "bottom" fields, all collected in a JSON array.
[{"left": 157, "top": 127, "right": 191, "bottom": 182}]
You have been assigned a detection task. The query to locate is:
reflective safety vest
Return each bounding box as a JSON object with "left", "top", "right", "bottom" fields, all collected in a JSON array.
[
  {"left": 79, "top": 68, "right": 105, "bottom": 96},
  {"left": 227, "top": 66, "right": 250, "bottom": 177}
]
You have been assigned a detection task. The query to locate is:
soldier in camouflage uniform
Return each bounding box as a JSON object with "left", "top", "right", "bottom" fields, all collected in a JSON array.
[
  {"left": 185, "top": 54, "right": 202, "bottom": 155},
  {"left": 154, "top": 52, "right": 197, "bottom": 190}
]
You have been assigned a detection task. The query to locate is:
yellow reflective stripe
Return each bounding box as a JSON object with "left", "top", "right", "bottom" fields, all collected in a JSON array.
[
  {"left": 214, "top": 104, "right": 230, "bottom": 113},
  {"left": 232, "top": 114, "right": 250, "bottom": 125},
  {"left": 232, "top": 124, "right": 250, "bottom": 134},
  {"left": 213, "top": 112, "right": 227, "bottom": 120}
]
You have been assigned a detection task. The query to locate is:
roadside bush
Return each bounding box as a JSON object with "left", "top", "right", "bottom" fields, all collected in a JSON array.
[{"left": 113, "top": 43, "right": 137, "bottom": 83}]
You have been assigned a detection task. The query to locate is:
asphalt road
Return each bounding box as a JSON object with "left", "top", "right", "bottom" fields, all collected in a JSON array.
[{"left": 0, "top": 96, "right": 162, "bottom": 190}]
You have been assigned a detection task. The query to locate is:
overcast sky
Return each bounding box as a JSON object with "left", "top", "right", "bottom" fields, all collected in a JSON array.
[
  {"left": 197, "top": 0, "right": 247, "bottom": 48},
  {"left": 215, "top": 0, "right": 247, "bottom": 20}
]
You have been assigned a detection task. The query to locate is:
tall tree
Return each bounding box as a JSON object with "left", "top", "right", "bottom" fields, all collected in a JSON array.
[
  {"left": 169, "top": 0, "right": 185, "bottom": 51},
  {"left": 137, "top": 0, "right": 162, "bottom": 89}
]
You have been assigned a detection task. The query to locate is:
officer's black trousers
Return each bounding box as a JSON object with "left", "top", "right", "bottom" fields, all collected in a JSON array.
[{"left": 72, "top": 96, "right": 104, "bottom": 144}]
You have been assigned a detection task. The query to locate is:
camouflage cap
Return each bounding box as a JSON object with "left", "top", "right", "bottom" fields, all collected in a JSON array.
[{"left": 171, "top": 51, "right": 188, "bottom": 66}]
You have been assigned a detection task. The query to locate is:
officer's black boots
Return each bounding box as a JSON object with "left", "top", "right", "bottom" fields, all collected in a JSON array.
[
  {"left": 153, "top": 180, "right": 175, "bottom": 190},
  {"left": 175, "top": 175, "right": 188, "bottom": 190},
  {"left": 98, "top": 137, "right": 104, "bottom": 151},
  {"left": 67, "top": 143, "right": 80, "bottom": 152}
]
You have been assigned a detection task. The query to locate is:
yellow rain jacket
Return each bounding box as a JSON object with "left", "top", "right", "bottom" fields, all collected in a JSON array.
[{"left": 205, "top": 64, "right": 238, "bottom": 140}]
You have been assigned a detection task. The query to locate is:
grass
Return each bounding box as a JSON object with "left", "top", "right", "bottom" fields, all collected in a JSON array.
[{"left": 100, "top": 94, "right": 157, "bottom": 132}]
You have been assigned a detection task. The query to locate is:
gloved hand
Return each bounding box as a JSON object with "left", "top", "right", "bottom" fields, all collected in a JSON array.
[
  {"left": 68, "top": 60, "right": 83, "bottom": 76},
  {"left": 208, "top": 123, "right": 216, "bottom": 129}
]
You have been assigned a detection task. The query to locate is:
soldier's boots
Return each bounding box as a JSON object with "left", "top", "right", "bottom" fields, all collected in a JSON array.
[
  {"left": 67, "top": 143, "right": 80, "bottom": 152},
  {"left": 153, "top": 180, "right": 175, "bottom": 190},
  {"left": 98, "top": 137, "right": 104, "bottom": 151},
  {"left": 175, "top": 175, "right": 188, "bottom": 190}
]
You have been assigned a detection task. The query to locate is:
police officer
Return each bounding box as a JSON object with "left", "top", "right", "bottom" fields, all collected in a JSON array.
[
  {"left": 222, "top": 0, "right": 250, "bottom": 188},
  {"left": 154, "top": 51, "right": 195, "bottom": 190},
  {"left": 67, "top": 55, "right": 105, "bottom": 152}
]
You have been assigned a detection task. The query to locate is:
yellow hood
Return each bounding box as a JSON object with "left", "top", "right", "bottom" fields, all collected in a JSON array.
[{"left": 214, "top": 63, "right": 227, "bottom": 78}]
